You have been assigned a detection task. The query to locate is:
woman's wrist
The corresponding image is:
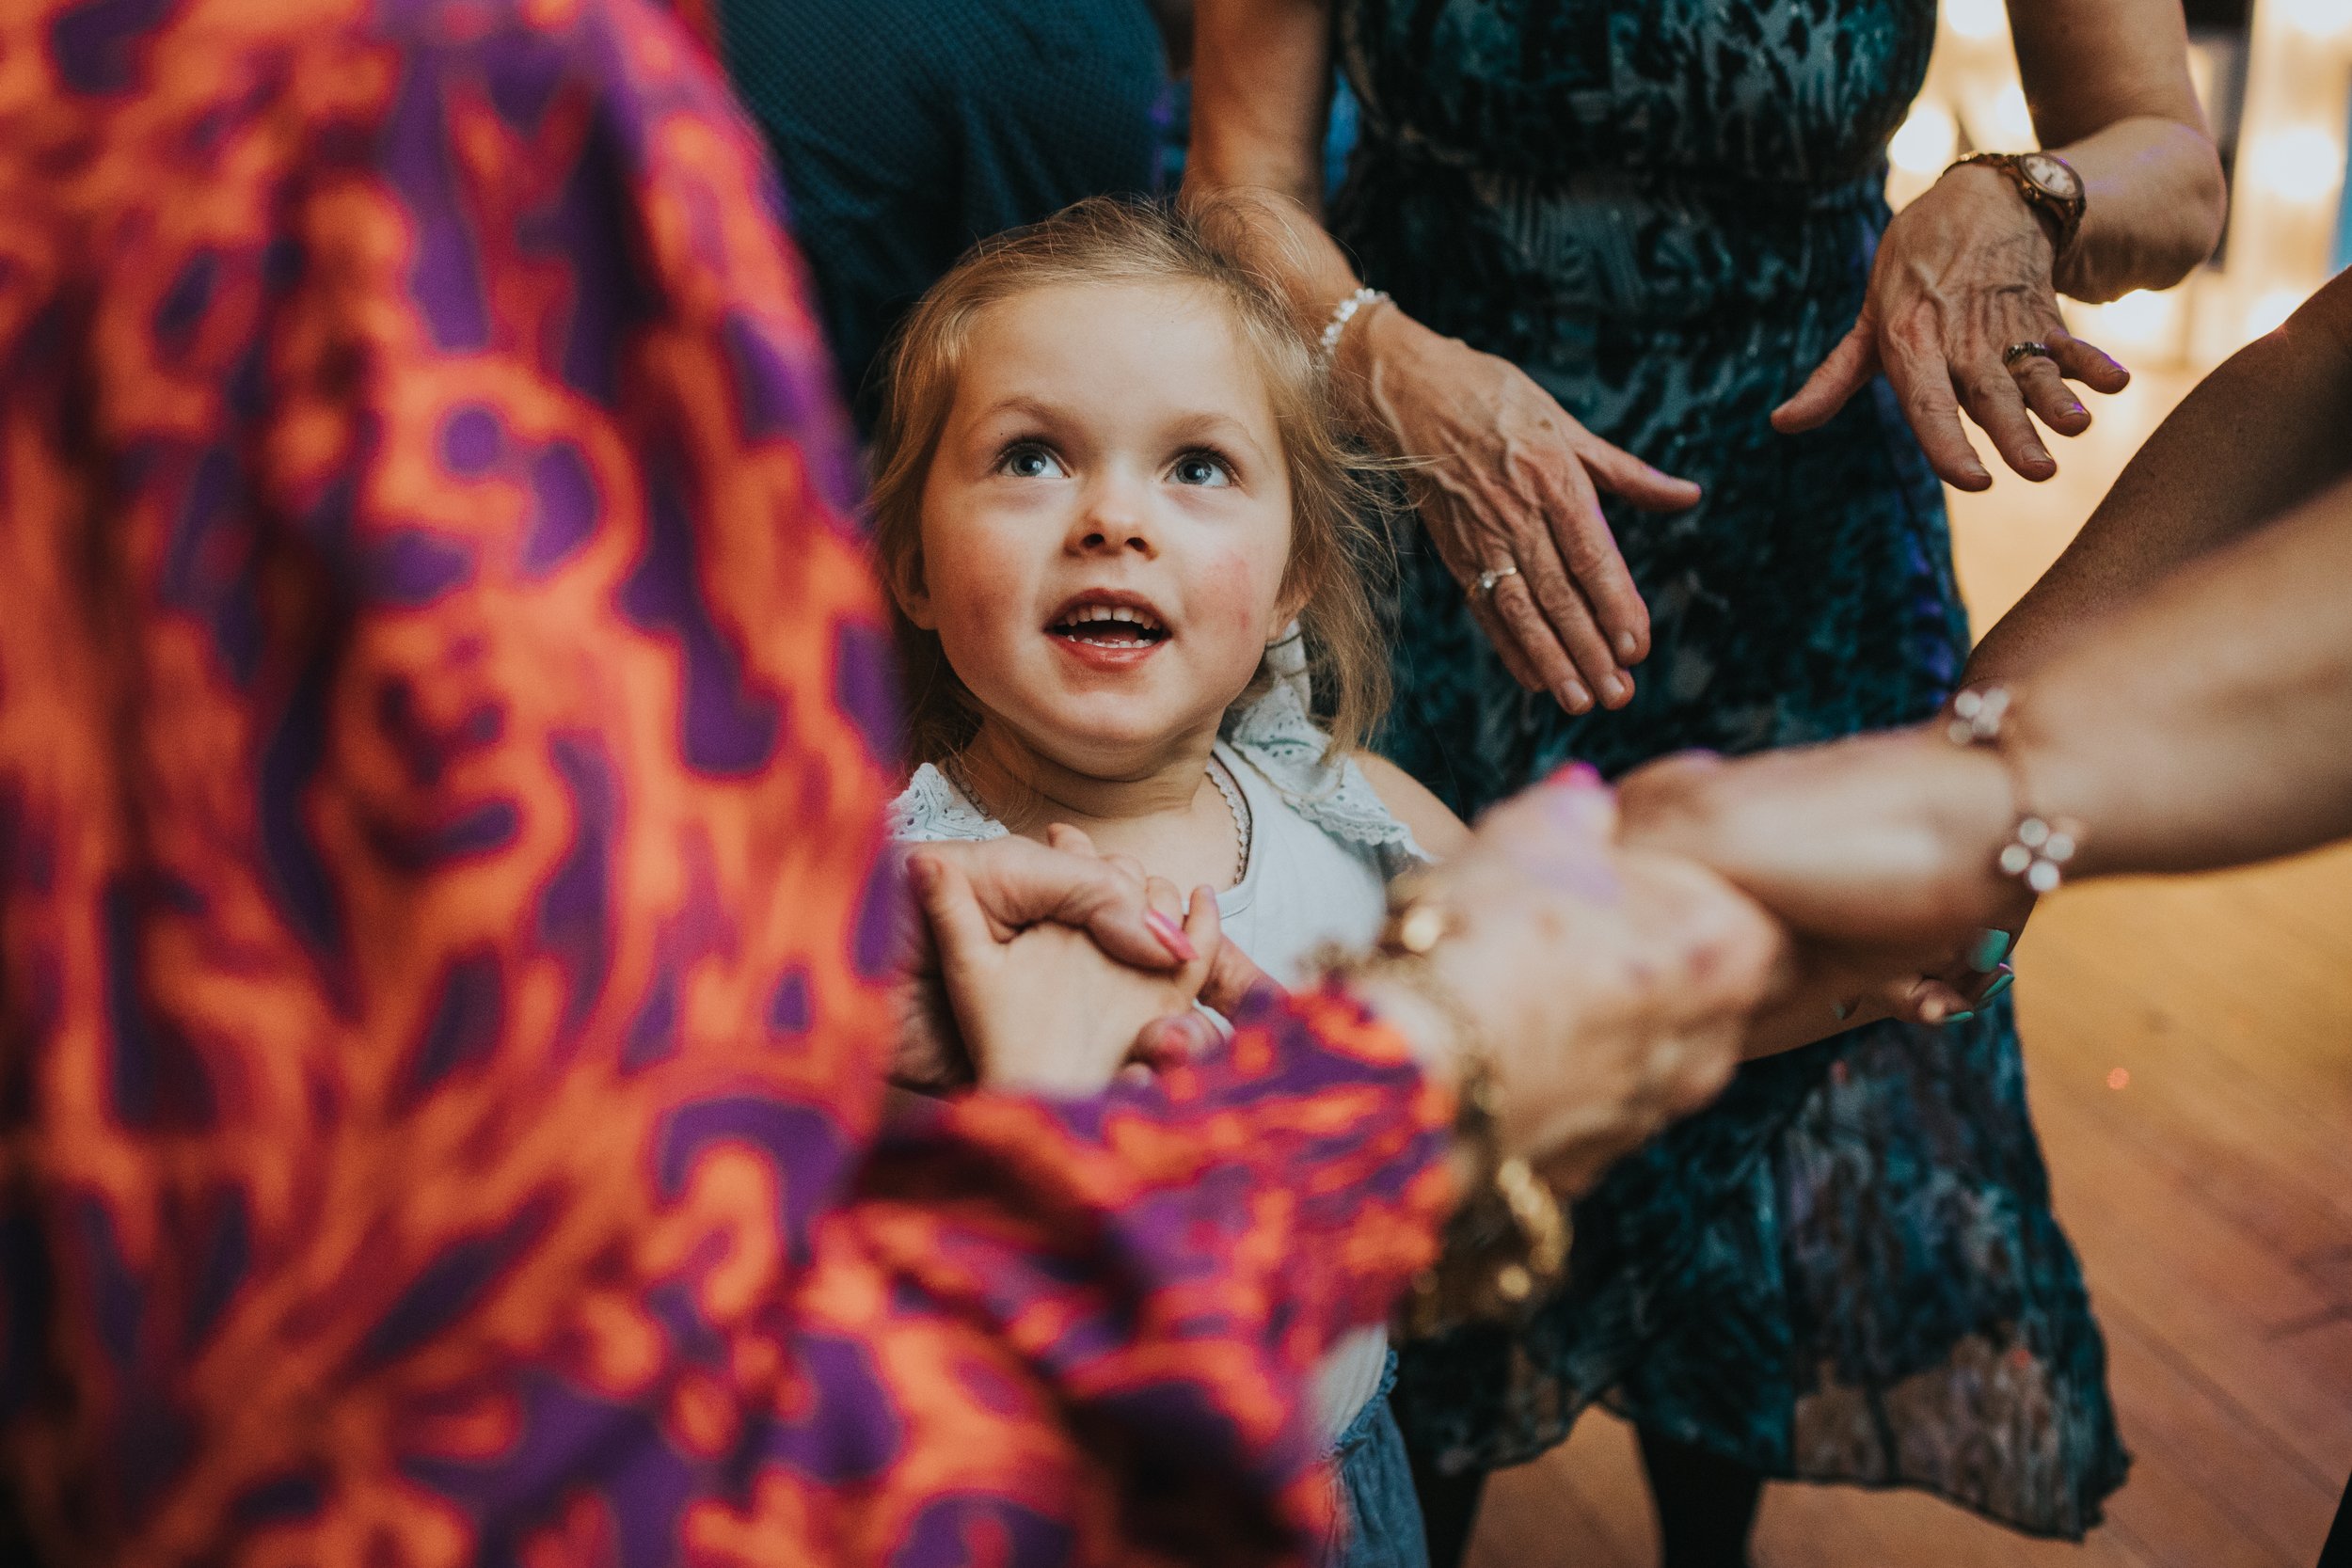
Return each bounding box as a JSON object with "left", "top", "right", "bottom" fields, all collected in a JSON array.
[
  {"left": 1335, "top": 942, "right": 1573, "bottom": 1335},
  {"left": 1329, "top": 287, "right": 1405, "bottom": 405},
  {"left": 1937, "top": 162, "right": 2062, "bottom": 269},
  {"left": 1919, "top": 722, "right": 2031, "bottom": 914}
]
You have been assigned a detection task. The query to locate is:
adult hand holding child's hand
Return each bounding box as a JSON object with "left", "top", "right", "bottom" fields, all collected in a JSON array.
[{"left": 901, "top": 829, "right": 1231, "bottom": 1096}]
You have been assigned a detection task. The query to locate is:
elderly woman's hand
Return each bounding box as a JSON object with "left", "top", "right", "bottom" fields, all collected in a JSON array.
[
  {"left": 1771, "top": 165, "right": 2130, "bottom": 489},
  {"left": 1351, "top": 307, "right": 1703, "bottom": 714},
  {"left": 1356, "top": 768, "right": 1787, "bottom": 1196}
]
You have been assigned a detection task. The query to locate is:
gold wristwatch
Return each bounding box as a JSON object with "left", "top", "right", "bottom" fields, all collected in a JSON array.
[{"left": 1947, "top": 150, "right": 2086, "bottom": 256}]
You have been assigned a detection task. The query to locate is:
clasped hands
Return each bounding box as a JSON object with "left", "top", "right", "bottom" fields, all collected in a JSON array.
[{"left": 894, "top": 726, "right": 2030, "bottom": 1196}]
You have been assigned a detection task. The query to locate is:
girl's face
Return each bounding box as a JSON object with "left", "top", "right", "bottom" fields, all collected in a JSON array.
[{"left": 904, "top": 279, "right": 1299, "bottom": 777}]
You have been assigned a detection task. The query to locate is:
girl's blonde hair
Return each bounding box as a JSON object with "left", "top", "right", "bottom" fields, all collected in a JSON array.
[{"left": 867, "top": 196, "right": 1391, "bottom": 768}]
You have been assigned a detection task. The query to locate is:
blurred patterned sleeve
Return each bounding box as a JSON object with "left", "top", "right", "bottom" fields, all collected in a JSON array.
[{"left": 0, "top": 1, "right": 1451, "bottom": 1562}]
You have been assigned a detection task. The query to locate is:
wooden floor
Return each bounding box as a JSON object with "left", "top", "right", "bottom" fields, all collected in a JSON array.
[{"left": 1467, "top": 373, "right": 2352, "bottom": 1568}]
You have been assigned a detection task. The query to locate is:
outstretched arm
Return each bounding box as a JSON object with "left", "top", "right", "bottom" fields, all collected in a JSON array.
[
  {"left": 1774, "top": 0, "right": 2224, "bottom": 488},
  {"left": 1969, "top": 269, "right": 2352, "bottom": 682},
  {"left": 1617, "top": 466, "right": 2352, "bottom": 972}
]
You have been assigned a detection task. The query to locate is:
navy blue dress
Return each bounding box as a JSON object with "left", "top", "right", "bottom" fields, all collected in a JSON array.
[
  {"left": 716, "top": 0, "right": 1166, "bottom": 435},
  {"left": 1334, "top": 0, "right": 2128, "bottom": 1537}
]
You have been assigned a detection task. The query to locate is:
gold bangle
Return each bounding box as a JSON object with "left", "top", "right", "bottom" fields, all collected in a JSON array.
[{"left": 1323, "top": 884, "right": 1572, "bottom": 1338}]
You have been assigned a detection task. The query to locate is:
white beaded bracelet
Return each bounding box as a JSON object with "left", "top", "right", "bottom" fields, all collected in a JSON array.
[
  {"left": 1945, "top": 685, "right": 2084, "bottom": 895},
  {"left": 1319, "top": 286, "right": 1390, "bottom": 359}
]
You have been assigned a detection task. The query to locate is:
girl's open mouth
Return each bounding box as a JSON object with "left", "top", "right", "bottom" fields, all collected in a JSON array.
[{"left": 1047, "top": 603, "right": 1169, "bottom": 649}]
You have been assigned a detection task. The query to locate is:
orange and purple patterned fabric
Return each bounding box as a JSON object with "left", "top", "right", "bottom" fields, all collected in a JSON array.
[{"left": 0, "top": 2, "right": 1454, "bottom": 1562}]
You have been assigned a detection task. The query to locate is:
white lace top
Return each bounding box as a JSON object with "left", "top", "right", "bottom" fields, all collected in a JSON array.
[{"left": 887, "top": 666, "right": 1432, "bottom": 1449}]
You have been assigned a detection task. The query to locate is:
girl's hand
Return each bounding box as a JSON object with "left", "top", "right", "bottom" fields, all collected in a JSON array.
[
  {"left": 1771, "top": 164, "right": 2130, "bottom": 489},
  {"left": 909, "top": 847, "right": 1223, "bottom": 1097},
  {"left": 889, "top": 829, "right": 1205, "bottom": 1092},
  {"left": 1352, "top": 309, "right": 1702, "bottom": 714}
]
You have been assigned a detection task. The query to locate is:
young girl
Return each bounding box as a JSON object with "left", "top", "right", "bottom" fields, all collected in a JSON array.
[
  {"left": 866, "top": 197, "right": 1964, "bottom": 1566},
  {"left": 870, "top": 197, "right": 1461, "bottom": 1568}
]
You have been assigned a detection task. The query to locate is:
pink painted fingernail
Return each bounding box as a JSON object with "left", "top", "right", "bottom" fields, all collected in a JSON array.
[
  {"left": 1143, "top": 909, "right": 1197, "bottom": 963},
  {"left": 1546, "top": 760, "right": 1605, "bottom": 790}
]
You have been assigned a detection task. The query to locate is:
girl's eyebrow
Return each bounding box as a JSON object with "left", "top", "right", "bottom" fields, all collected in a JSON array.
[
  {"left": 1163, "top": 409, "right": 1271, "bottom": 460},
  {"left": 967, "top": 393, "right": 1072, "bottom": 430}
]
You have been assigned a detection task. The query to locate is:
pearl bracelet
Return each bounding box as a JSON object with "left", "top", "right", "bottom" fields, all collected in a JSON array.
[
  {"left": 1319, "top": 286, "right": 1390, "bottom": 359},
  {"left": 1945, "top": 685, "right": 2084, "bottom": 895}
]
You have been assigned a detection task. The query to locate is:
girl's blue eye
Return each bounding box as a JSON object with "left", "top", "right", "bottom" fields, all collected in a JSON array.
[
  {"left": 1170, "top": 451, "right": 1233, "bottom": 488},
  {"left": 1000, "top": 444, "right": 1066, "bottom": 480}
]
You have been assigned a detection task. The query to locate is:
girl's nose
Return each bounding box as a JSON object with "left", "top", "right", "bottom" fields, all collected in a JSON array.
[{"left": 1070, "top": 473, "right": 1157, "bottom": 556}]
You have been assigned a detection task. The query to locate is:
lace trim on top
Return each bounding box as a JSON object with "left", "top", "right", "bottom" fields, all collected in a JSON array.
[
  {"left": 888, "top": 763, "right": 1009, "bottom": 844},
  {"left": 1220, "top": 658, "right": 1429, "bottom": 880}
]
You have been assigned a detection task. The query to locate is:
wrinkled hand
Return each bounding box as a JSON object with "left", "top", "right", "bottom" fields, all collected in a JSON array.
[
  {"left": 1356, "top": 309, "right": 1702, "bottom": 713},
  {"left": 907, "top": 831, "right": 1225, "bottom": 1097},
  {"left": 1615, "top": 733, "right": 2035, "bottom": 997},
  {"left": 1772, "top": 165, "right": 2130, "bottom": 489},
  {"left": 1370, "top": 768, "right": 1786, "bottom": 1196}
]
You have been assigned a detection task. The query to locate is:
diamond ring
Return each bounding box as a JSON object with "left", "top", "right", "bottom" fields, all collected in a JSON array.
[{"left": 1472, "top": 564, "right": 1521, "bottom": 596}]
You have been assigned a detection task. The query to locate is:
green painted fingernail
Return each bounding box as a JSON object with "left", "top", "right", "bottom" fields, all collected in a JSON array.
[
  {"left": 1967, "top": 928, "right": 2012, "bottom": 973},
  {"left": 1945, "top": 1009, "right": 1977, "bottom": 1024},
  {"left": 1979, "top": 969, "right": 2014, "bottom": 1003}
]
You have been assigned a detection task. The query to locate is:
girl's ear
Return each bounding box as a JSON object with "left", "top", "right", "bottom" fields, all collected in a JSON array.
[
  {"left": 896, "top": 557, "right": 939, "bottom": 630},
  {"left": 1267, "top": 573, "right": 1314, "bottom": 641}
]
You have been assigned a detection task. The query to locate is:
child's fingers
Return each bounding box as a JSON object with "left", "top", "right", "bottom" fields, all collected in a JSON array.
[
  {"left": 1045, "top": 822, "right": 1099, "bottom": 855},
  {"left": 1128, "top": 1011, "right": 1221, "bottom": 1072},
  {"left": 1142, "top": 875, "right": 1186, "bottom": 922},
  {"left": 1199, "top": 887, "right": 1278, "bottom": 1017},
  {"left": 1136, "top": 875, "right": 1195, "bottom": 965},
  {"left": 1178, "top": 884, "right": 1223, "bottom": 997}
]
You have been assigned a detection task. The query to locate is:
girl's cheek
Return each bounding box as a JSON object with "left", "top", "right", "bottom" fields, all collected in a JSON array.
[
  {"left": 1195, "top": 549, "right": 1277, "bottom": 632},
  {"left": 1190, "top": 548, "right": 1285, "bottom": 677},
  {"left": 923, "top": 529, "right": 1030, "bottom": 666}
]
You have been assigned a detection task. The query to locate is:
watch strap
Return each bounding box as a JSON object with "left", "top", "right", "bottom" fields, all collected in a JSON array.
[{"left": 1947, "top": 151, "right": 2085, "bottom": 256}]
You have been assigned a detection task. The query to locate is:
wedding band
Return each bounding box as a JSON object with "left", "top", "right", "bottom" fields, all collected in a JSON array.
[
  {"left": 2002, "top": 341, "right": 2054, "bottom": 368},
  {"left": 1472, "top": 564, "right": 1520, "bottom": 596}
]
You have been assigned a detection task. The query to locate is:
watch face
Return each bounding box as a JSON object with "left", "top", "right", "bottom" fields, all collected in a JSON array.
[{"left": 2018, "top": 151, "right": 2083, "bottom": 203}]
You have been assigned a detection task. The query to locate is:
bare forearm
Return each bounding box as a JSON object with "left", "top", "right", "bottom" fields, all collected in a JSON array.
[
  {"left": 2044, "top": 115, "right": 2224, "bottom": 300},
  {"left": 2012, "top": 476, "right": 2352, "bottom": 878},
  {"left": 1740, "top": 990, "right": 1893, "bottom": 1059},
  {"left": 2011, "top": 0, "right": 2224, "bottom": 300},
  {"left": 1183, "top": 0, "right": 1365, "bottom": 322},
  {"left": 1970, "top": 272, "right": 2352, "bottom": 683}
]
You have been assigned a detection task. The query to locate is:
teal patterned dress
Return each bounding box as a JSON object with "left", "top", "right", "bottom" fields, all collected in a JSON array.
[{"left": 1335, "top": 0, "right": 2129, "bottom": 1538}]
